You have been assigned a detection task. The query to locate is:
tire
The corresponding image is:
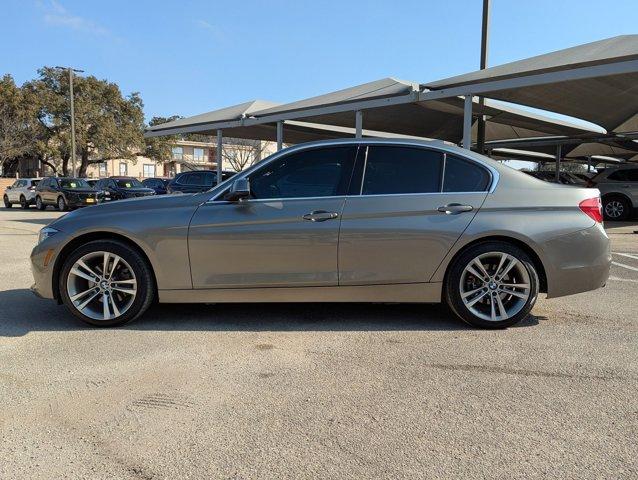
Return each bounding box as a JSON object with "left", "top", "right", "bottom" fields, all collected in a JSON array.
[
  {"left": 20, "top": 195, "right": 28, "bottom": 209},
  {"left": 36, "top": 196, "right": 45, "bottom": 211},
  {"left": 445, "top": 241, "right": 539, "bottom": 329},
  {"left": 59, "top": 240, "right": 155, "bottom": 327},
  {"left": 3, "top": 195, "right": 11, "bottom": 208},
  {"left": 602, "top": 195, "right": 630, "bottom": 221},
  {"left": 57, "top": 196, "right": 67, "bottom": 211}
]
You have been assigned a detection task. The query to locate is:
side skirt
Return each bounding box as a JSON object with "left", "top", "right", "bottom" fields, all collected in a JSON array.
[{"left": 159, "top": 282, "right": 442, "bottom": 304}]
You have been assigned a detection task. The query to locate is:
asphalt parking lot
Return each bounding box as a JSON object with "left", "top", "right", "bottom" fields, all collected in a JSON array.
[{"left": 1, "top": 207, "right": 636, "bottom": 480}]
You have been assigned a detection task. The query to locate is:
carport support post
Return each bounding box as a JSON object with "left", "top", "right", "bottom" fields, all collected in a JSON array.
[
  {"left": 555, "top": 145, "right": 562, "bottom": 182},
  {"left": 355, "top": 110, "right": 363, "bottom": 138},
  {"left": 462, "top": 95, "right": 473, "bottom": 150},
  {"left": 276, "top": 121, "right": 283, "bottom": 151},
  {"left": 216, "top": 129, "right": 223, "bottom": 184},
  {"left": 587, "top": 156, "right": 592, "bottom": 173}
]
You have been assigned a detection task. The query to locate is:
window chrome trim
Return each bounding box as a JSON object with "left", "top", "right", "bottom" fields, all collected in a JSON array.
[
  {"left": 359, "top": 146, "right": 369, "bottom": 195},
  {"left": 206, "top": 139, "right": 500, "bottom": 203}
]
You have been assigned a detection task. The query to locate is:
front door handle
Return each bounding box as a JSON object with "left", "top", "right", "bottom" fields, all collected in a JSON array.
[
  {"left": 437, "top": 203, "right": 473, "bottom": 215},
  {"left": 302, "top": 210, "right": 339, "bottom": 222}
]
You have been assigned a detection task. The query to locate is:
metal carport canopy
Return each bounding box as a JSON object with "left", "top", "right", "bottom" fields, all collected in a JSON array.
[
  {"left": 422, "top": 35, "right": 638, "bottom": 135},
  {"left": 246, "top": 77, "right": 598, "bottom": 143}
]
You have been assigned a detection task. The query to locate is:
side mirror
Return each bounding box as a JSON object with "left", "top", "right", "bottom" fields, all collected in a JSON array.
[{"left": 224, "top": 178, "right": 250, "bottom": 202}]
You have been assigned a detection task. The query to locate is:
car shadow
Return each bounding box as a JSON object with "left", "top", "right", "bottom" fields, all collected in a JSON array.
[
  {"left": 10, "top": 218, "right": 57, "bottom": 226},
  {"left": 0, "top": 288, "right": 542, "bottom": 337}
]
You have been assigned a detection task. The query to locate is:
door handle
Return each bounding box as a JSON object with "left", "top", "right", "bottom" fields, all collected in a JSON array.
[
  {"left": 437, "top": 203, "right": 473, "bottom": 215},
  {"left": 302, "top": 210, "right": 339, "bottom": 222}
]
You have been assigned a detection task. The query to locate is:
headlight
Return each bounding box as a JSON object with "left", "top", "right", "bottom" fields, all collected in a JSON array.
[{"left": 38, "top": 227, "right": 59, "bottom": 245}]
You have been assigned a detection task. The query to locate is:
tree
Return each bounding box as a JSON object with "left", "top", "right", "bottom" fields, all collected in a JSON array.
[{"left": 221, "top": 138, "right": 268, "bottom": 172}]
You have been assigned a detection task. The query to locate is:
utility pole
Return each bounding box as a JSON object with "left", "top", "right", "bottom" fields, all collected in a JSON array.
[
  {"left": 55, "top": 66, "right": 84, "bottom": 177},
  {"left": 476, "top": 0, "right": 490, "bottom": 154}
]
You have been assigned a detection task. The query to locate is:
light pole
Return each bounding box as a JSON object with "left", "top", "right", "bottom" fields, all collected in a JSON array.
[
  {"left": 476, "top": 0, "right": 490, "bottom": 153},
  {"left": 55, "top": 66, "right": 84, "bottom": 177}
]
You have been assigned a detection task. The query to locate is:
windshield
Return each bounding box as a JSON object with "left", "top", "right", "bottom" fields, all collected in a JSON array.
[
  {"left": 115, "top": 178, "right": 143, "bottom": 188},
  {"left": 59, "top": 178, "right": 91, "bottom": 189}
]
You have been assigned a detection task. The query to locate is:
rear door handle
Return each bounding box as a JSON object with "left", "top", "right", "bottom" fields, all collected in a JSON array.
[
  {"left": 437, "top": 203, "right": 473, "bottom": 215},
  {"left": 302, "top": 210, "right": 339, "bottom": 222}
]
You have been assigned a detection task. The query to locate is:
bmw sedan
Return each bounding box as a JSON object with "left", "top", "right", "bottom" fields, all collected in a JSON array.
[{"left": 30, "top": 139, "right": 611, "bottom": 329}]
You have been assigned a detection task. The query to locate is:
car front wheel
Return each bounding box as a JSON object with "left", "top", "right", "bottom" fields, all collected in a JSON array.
[
  {"left": 20, "top": 195, "right": 28, "bottom": 209},
  {"left": 59, "top": 240, "right": 155, "bottom": 327},
  {"left": 36, "top": 196, "right": 45, "bottom": 210},
  {"left": 3, "top": 195, "right": 11, "bottom": 208},
  {"left": 57, "top": 196, "right": 67, "bottom": 211},
  {"left": 445, "top": 241, "right": 539, "bottom": 329}
]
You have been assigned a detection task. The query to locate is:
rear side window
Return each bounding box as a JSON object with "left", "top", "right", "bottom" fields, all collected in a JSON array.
[
  {"left": 361, "top": 146, "right": 443, "bottom": 195},
  {"left": 443, "top": 155, "right": 491, "bottom": 192},
  {"left": 608, "top": 169, "right": 638, "bottom": 181}
]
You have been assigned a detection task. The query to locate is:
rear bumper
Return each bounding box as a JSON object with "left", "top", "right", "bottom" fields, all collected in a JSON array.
[{"left": 542, "top": 223, "right": 611, "bottom": 298}]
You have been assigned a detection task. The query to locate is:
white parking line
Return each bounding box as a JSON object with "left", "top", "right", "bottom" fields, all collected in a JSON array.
[
  {"left": 613, "top": 252, "right": 638, "bottom": 261},
  {"left": 611, "top": 261, "right": 638, "bottom": 273},
  {"left": 609, "top": 276, "right": 638, "bottom": 283}
]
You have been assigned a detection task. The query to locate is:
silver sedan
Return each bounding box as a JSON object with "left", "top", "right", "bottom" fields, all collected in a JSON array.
[{"left": 30, "top": 139, "right": 611, "bottom": 329}]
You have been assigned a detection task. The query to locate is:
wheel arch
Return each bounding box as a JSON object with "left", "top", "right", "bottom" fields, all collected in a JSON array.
[
  {"left": 601, "top": 191, "right": 632, "bottom": 206},
  {"left": 440, "top": 235, "right": 548, "bottom": 294},
  {"left": 52, "top": 231, "right": 157, "bottom": 303}
]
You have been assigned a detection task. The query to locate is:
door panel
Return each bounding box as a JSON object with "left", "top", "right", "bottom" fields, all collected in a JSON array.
[
  {"left": 189, "top": 197, "right": 346, "bottom": 288},
  {"left": 338, "top": 192, "right": 487, "bottom": 285}
]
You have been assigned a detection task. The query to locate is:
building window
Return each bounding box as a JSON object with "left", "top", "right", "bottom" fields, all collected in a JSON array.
[
  {"left": 172, "top": 147, "right": 183, "bottom": 160},
  {"left": 143, "top": 164, "right": 156, "bottom": 178},
  {"left": 193, "top": 147, "right": 204, "bottom": 162},
  {"left": 99, "top": 162, "right": 107, "bottom": 177},
  {"left": 119, "top": 162, "right": 128, "bottom": 176}
]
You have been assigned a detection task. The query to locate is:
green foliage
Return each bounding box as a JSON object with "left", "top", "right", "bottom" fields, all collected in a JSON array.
[{"left": 1, "top": 67, "right": 173, "bottom": 177}]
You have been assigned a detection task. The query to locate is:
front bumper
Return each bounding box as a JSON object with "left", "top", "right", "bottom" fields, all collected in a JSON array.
[
  {"left": 542, "top": 223, "right": 611, "bottom": 298},
  {"left": 30, "top": 231, "right": 70, "bottom": 300}
]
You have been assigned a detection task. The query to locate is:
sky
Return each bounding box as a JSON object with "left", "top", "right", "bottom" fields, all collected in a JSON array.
[{"left": 2, "top": 0, "right": 637, "bottom": 123}]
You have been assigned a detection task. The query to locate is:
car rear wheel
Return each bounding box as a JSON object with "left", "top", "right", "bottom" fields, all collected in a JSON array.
[
  {"left": 445, "top": 241, "right": 539, "bottom": 329},
  {"left": 36, "top": 196, "right": 45, "bottom": 210},
  {"left": 20, "top": 195, "right": 28, "bottom": 209},
  {"left": 57, "top": 196, "right": 67, "bottom": 211},
  {"left": 3, "top": 195, "right": 11, "bottom": 208},
  {"left": 602, "top": 196, "right": 630, "bottom": 221},
  {"left": 59, "top": 240, "right": 155, "bottom": 327}
]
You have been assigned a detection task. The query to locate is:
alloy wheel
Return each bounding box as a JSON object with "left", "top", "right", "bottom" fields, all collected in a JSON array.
[
  {"left": 459, "top": 251, "right": 531, "bottom": 322},
  {"left": 604, "top": 200, "right": 624, "bottom": 219},
  {"left": 66, "top": 251, "right": 137, "bottom": 321}
]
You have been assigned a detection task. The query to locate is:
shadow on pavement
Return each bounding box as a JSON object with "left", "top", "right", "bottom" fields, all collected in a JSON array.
[
  {"left": 11, "top": 218, "right": 57, "bottom": 226},
  {"left": 0, "top": 288, "right": 542, "bottom": 337}
]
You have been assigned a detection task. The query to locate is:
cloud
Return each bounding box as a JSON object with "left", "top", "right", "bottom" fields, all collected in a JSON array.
[
  {"left": 194, "top": 20, "right": 226, "bottom": 42},
  {"left": 41, "top": 0, "right": 110, "bottom": 36}
]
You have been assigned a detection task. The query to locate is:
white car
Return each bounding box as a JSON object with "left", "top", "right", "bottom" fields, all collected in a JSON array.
[{"left": 3, "top": 178, "right": 42, "bottom": 209}]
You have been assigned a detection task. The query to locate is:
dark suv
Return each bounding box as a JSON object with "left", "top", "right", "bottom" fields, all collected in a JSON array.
[
  {"left": 95, "top": 177, "right": 156, "bottom": 202},
  {"left": 35, "top": 177, "right": 100, "bottom": 211},
  {"left": 142, "top": 177, "right": 170, "bottom": 195},
  {"left": 167, "top": 170, "right": 236, "bottom": 194}
]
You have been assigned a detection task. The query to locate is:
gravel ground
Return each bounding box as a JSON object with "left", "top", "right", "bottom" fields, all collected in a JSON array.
[{"left": 1, "top": 208, "right": 636, "bottom": 480}]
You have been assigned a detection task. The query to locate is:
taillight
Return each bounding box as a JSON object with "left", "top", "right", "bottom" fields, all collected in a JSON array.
[
  {"left": 579, "top": 197, "right": 603, "bottom": 223},
  {"left": 28, "top": 186, "right": 36, "bottom": 191}
]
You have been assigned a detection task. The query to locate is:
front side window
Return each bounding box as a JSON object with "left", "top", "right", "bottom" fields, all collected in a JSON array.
[
  {"left": 443, "top": 155, "right": 491, "bottom": 192},
  {"left": 172, "top": 147, "right": 183, "bottom": 160},
  {"left": 248, "top": 146, "right": 357, "bottom": 200},
  {"left": 193, "top": 148, "right": 205, "bottom": 162},
  {"left": 361, "top": 146, "right": 443, "bottom": 195},
  {"left": 610, "top": 169, "right": 638, "bottom": 181}
]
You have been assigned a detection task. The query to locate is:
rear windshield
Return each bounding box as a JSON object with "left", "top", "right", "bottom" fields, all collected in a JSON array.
[
  {"left": 115, "top": 178, "right": 143, "bottom": 188},
  {"left": 59, "top": 179, "right": 90, "bottom": 189}
]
